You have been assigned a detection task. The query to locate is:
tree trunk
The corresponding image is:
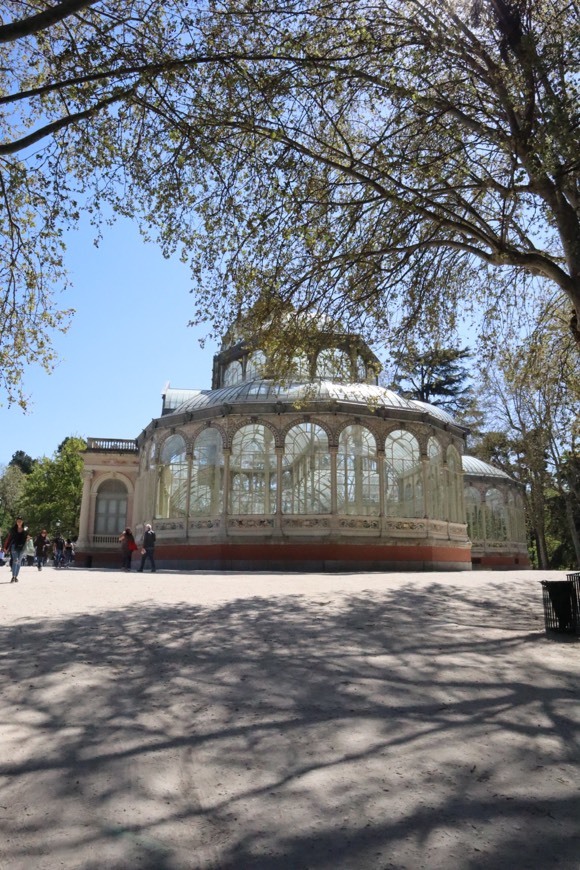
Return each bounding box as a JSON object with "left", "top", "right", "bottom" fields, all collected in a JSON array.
[{"left": 528, "top": 486, "right": 550, "bottom": 569}]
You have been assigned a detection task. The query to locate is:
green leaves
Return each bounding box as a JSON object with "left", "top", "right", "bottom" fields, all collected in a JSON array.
[
  {"left": 1, "top": 0, "right": 579, "bottom": 409},
  {"left": 18, "top": 436, "right": 86, "bottom": 537}
]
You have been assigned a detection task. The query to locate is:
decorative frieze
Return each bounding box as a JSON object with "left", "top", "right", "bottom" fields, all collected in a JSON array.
[
  {"left": 155, "top": 520, "right": 186, "bottom": 531},
  {"left": 385, "top": 519, "right": 427, "bottom": 532},
  {"left": 430, "top": 521, "right": 448, "bottom": 533},
  {"left": 282, "top": 517, "right": 331, "bottom": 529},
  {"left": 228, "top": 518, "right": 275, "bottom": 530},
  {"left": 189, "top": 519, "right": 221, "bottom": 530},
  {"left": 339, "top": 518, "right": 380, "bottom": 530}
]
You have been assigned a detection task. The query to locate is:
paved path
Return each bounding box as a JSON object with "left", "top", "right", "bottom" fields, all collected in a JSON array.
[{"left": 0, "top": 566, "right": 578, "bottom": 869}]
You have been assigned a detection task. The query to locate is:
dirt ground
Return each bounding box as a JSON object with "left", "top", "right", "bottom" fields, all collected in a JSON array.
[{"left": 0, "top": 565, "right": 578, "bottom": 870}]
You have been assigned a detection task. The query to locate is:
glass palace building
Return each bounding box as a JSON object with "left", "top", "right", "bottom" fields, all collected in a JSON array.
[{"left": 76, "top": 326, "right": 529, "bottom": 571}]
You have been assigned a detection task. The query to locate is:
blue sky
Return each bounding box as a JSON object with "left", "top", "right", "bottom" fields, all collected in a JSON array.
[
  {"left": 0, "top": 211, "right": 484, "bottom": 469},
  {"left": 0, "top": 217, "right": 218, "bottom": 466}
]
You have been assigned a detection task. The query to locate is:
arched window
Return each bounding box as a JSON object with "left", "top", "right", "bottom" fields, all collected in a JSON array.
[
  {"left": 384, "top": 430, "right": 422, "bottom": 517},
  {"left": 156, "top": 434, "right": 188, "bottom": 518},
  {"left": 245, "top": 350, "right": 267, "bottom": 380},
  {"left": 316, "top": 348, "right": 352, "bottom": 382},
  {"left": 223, "top": 360, "right": 243, "bottom": 386},
  {"left": 282, "top": 423, "right": 330, "bottom": 514},
  {"left": 465, "top": 486, "right": 484, "bottom": 541},
  {"left": 427, "top": 437, "right": 445, "bottom": 520},
  {"left": 337, "top": 425, "right": 379, "bottom": 516},
  {"left": 447, "top": 446, "right": 464, "bottom": 523},
  {"left": 94, "top": 479, "right": 128, "bottom": 535},
  {"left": 229, "top": 424, "right": 276, "bottom": 514},
  {"left": 485, "top": 487, "right": 507, "bottom": 541},
  {"left": 190, "top": 429, "right": 224, "bottom": 516}
]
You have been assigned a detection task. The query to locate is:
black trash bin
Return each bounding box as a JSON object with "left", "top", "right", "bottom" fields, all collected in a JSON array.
[{"left": 540, "top": 573, "right": 580, "bottom": 636}]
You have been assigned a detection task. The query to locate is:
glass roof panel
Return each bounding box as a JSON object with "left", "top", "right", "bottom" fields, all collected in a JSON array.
[
  {"left": 408, "top": 399, "right": 456, "bottom": 425},
  {"left": 462, "top": 456, "right": 513, "bottom": 480},
  {"left": 170, "top": 380, "right": 465, "bottom": 433}
]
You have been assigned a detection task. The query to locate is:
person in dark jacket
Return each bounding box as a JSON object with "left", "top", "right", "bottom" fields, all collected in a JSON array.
[
  {"left": 53, "top": 533, "right": 65, "bottom": 568},
  {"left": 5, "top": 516, "right": 28, "bottom": 583},
  {"left": 34, "top": 529, "right": 50, "bottom": 571},
  {"left": 137, "top": 524, "right": 156, "bottom": 573}
]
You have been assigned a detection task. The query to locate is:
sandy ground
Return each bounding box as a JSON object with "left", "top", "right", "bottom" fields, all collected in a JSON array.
[{"left": 0, "top": 564, "right": 578, "bottom": 870}]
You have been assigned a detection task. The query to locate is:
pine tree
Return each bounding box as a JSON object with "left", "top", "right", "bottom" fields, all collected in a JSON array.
[{"left": 389, "top": 346, "right": 473, "bottom": 414}]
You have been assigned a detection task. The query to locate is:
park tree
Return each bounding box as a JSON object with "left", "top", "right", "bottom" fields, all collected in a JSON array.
[
  {"left": 18, "top": 436, "right": 86, "bottom": 538},
  {"left": 0, "top": 463, "right": 26, "bottom": 534},
  {"left": 8, "top": 450, "right": 35, "bottom": 475},
  {"left": 474, "top": 302, "right": 580, "bottom": 568},
  {"left": 2, "top": 0, "right": 580, "bottom": 405},
  {"left": 0, "top": 0, "right": 185, "bottom": 406},
  {"left": 109, "top": 0, "right": 580, "bottom": 363},
  {"left": 388, "top": 346, "right": 473, "bottom": 414}
]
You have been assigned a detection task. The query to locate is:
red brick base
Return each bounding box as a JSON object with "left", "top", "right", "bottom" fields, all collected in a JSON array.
[{"left": 77, "top": 540, "right": 474, "bottom": 571}]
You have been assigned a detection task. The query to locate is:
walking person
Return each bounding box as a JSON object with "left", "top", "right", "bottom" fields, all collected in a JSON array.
[
  {"left": 34, "top": 529, "right": 50, "bottom": 571},
  {"left": 64, "top": 538, "right": 75, "bottom": 567},
  {"left": 5, "top": 516, "right": 29, "bottom": 583},
  {"left": 137, "top": 523, "right": 156, "bottom": 573},
  {"left": 53, "top": 532, "right": 65, "bottom": 568},
  {"left": 119, "top": 527, "right": 138, "bottom": 571}
]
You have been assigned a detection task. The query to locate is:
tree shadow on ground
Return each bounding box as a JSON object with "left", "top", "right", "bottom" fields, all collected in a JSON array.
[{"left": 0, "top": 580, "right": 578, "bottom": 869}]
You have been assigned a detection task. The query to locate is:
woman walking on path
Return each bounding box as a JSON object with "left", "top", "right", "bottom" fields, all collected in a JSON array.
[
  {"left": 119, "top": 528, "right": 137, "bottom": 572},
  {"left": 5, "top": 517, "right": 28, "bottom": 583}
]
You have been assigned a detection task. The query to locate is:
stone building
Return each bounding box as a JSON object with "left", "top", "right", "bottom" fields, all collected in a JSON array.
[{"left": 76, "top": 325, "right": 529, "bottom": 571}]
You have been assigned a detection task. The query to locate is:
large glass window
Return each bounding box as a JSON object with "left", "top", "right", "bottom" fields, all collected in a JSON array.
[
  {"left": 190, "top": 429, "right": 224, "bottom": 516},
  {"left": 223, "top": 360, "right": 243, "bottom": 386},
  {"left": 447, "top": 446, "right": 464, "bottom": 523},
  {"left": 229, "top": 424, "right": 277, "bottom": 514},
  {"left": 356, "top": 357, "right": 368, "bottom": 382},
  {"left": 245, "top": 350, "right": 267, "bottom": 380},
  {"left": 427, "top": 437, "right": 445, "bottom": 520},
  {"left": 156, "top": 434, "right": 188, "bottom": 518},
  {"left": 384, "top": 429, "right": 422, "bottom": 517},
  {"left": 290, "top": 352, "right": 311, "bottom": 380},
  {"left": 337, "top": 425, "right": 379, "bottom": 516},
  {"left": 485, "top": 487, "right": 507, "bottom": 541},
  {"left": 465, "top": 486, "right": 484, "bottom": 541},
  {"left": 316, "top": 348, "right": 352, "bottom": 382},
  {"left": 94, "top": 479, "right": 128, "bottom": 535},
  {"left": 282, "top": 423, "right": 331, "bottom": 513}
]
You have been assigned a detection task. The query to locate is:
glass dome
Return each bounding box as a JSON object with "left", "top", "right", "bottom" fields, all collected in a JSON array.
[{"left": 174, "top": 379, "right": 427, "bottom": 416}]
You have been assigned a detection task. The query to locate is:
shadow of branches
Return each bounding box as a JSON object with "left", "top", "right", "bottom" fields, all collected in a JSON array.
[{"left": 0, "top": 580, "right": 578, "bottom": 869}]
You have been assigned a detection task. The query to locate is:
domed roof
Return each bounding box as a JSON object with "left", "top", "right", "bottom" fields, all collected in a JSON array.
[
  {"left": 462, "top": 456, "right": 513, "bottom": 479},
  {"left": 173, "top": 378, "right": 463, "bottom": 428},
  {"left": 407, "top": 399, "right": 457, "bottom": 426}
]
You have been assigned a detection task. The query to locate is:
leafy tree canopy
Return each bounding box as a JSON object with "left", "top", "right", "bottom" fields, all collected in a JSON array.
[
  {"left": 9, "top": 449, "right": 35, "bottom": 475},
  {"left": 388, "top": 345, "right": 473, "bottom": 414},
  {"left": 2, "top": 0, "right": 580, "bottom": 403},
  {"left": 0, "top": 463, "right": 26, "bottom": 534},
  {"left": 18, "top": 436, "right": 86, "bottom": 537},
  {"left": 471, "top": 299, "right": 580, "bottom": 566}
]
